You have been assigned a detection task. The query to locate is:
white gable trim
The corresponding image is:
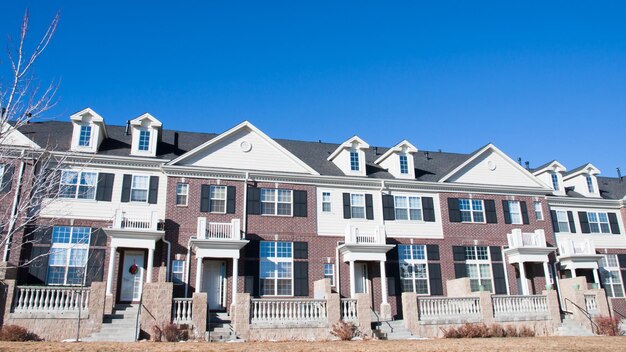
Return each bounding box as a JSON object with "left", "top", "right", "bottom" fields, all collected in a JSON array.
[
  {"left": 562, "top": 163, "right": 601, "bottom": 180},
  {"left": 130, "top": 113, "right": 162, "bottom": 128},
  {"left": 0, "top": 124, "right": 41, "bottom": 149},
  {"left": 374, "top": 139, "right": 418, "bottom": 164},
  {"left": 167, "top": 121, "right": 320, "bottom": 175},
  {"left": 532, "top": 160, "right": 567, "bottom": 176},
  {"left": 70, "top": 107, "right": 108, "bottom": 138},
  {"left": 327, "top": 135, "right": 370, "bottom": 161},
  {"left": 439, "top": 143, "right": 549, "bottom": 189}
]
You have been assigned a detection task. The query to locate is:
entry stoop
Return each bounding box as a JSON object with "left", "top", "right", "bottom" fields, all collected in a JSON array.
[
  {"left": 83, "top": 304, "right": 140, "bottom": 342},
  {"left": 205, "top": 312, "right": 240, "bottom": 342},
  {"left": 372, "top": 319, "right": 414, "bottom": 340},
  {"left": 556, "top": 314, "right": 595, "bottom": 336}
]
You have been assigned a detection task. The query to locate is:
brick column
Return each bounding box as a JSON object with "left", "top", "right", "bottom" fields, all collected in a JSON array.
[
  {"left": 401, "top": 292, "right": 418, "bottom": 334},
  {"left": 140, "top": 282, "right": 174, "bottom": 339},
  {"left": 1, "top": 279, "right": 15, "bottom": 324},
  {"left": 544, "top": 289, "right": 561, "bottom": 333},
  {"left": 355, "top": 293, "right": 372, "bottom": 336},
  {"left": 478, "top": 291, "right": 494, "bottom": 325},
  {"left": 88, "top": 282, "right": 106, "bottom": 329},
  {"left": 192, "top": 292, "right": 207, "bottom": 337},
  {"left": 591, "top": 288, "right": 610, "bottom": 317},
  {"left": 233, "top": 293, "right": 250, "bottom": 340}
]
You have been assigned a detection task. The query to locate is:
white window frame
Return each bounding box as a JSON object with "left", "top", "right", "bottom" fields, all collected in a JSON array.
[
  {"left": 176, "top": 183, "right": 188, "bottom": 206},
  {"left": 260, "top": 241, "right": 293, "bottom": 296},
  {"left": 394, "top": 195, "right": 423, "bottom": 221},
  {"left": 459, "top": 199, "right": 485, "bottom": 223},
  {"left": 399, "top": 154, "right": 409, "bottom": 174},
  {"left": 78, "top": 125, "right": 92, "bottom": 147},
  {"left": 171, "top": 260, "right": 185, "bottom": 285},
  {"left": 323, "top": 263, "right": 335, "bottom": 287},
  {"left": 466, "top": 246, "right": 493, "bottom": 293},
  {"left": 350, "top": 150, "right": 360, "bottom": 171},
  {"left": 534, "top": 201, "right": 543, "bottom": 221},
  {"left": 586, "top": 175, "right": 595, "bottom": 193},
  {"left": 350, "top": 193, "right": 365, "bottom": 219},
  {"left": 398, "top": 244, "right": 429, "bottom": 295},
  {"left": 556, "top": 210, "right": 570, "bottom": 232},
  {"left": 59, "top": 170, "right": 98, "bottom": 200},
  {"left": 551, "top": 173, "right": 559, "bottom": 191},
  {"left": 210, "top": 185, "right": 227, "bottom": 213},
  {"left": 130, "top": 175, "right": 150, "bottom": 203},
  {"left": 138, "top": 129, "right": 151, "bottom": 151},
  {"left": 587, "top": 212, "right": 611, "bottom": 234},
  {"left": 0, "top": 164, "right": 5, "bottom": 179},
  {"left": 261, "top": 188, "right": 293, "bottom": 216},
  {"left": 47, "top": 226, "right": 90, "bottom": 286},
  {"left": 507, "top": 200, "right": 522, "bottom": 224},
  {"left": 321, "top": 191, "right": 332, "bottom": 213},
  {"left": 599, "top": 255, "right": 624, "bottom": 298}
]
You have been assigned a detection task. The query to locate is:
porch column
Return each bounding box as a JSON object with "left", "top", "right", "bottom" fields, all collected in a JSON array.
[
  {"left": 106, "top": 246, "right": 117, "bottom": 295},
  {"left": 593, "top": 269, "right": 600, "bottom": 284},
  {"left": 195, "top": 257, "right": 203, "bottom": 293},
  {"left": 232, "top": 258, "right": 239, "bottom": 304},
  {"left": 349, "top": 260, "right": 356, "bottom": 298},
  {"left": 518, "top": 262, "right": 529, "bottom": 295},
  {"left": 571, "top": 269, "right": 577, "bottom": 278},
  {"left": 543, "top": 261, "right": 552, "bottom": 285},
  {"left": 380, "top": 260, "right": 388, "bottom": 304},
  {"left": 146, "top": 248, "right": 154, "bottom": 283}
]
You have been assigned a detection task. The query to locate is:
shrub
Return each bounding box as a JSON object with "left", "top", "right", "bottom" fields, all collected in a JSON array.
[
  {"left": 151, "top": 324, "right": 163, "bottom": 342},
  {"left": 442, "top": 323, "right": 490, "bottom": 338},
  {"left": 504, "top": 325, "right": 518, "bottom": 337},
  {"left": 488, "top": 324, "right": 506, "bottom": 338},
  {"left": 595, "top": 316, "right": 621, "bottom": 336},
  {"left": 517, "top": 325, "right": 535, "bottom": 337},
  {"left": 330, "top": 321, "right": 358, "bottom": 340},
  {"left": 0, "top": 325, "right": 40, "bottom": 341},
  {"left": 151, "top": 322, "right": 188, "bottom": 342}
]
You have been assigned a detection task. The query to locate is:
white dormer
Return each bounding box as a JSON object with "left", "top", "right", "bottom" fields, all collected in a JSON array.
[
  {"left": 563, "top": 163, "right": 601, "bottom": 198},
  {"left": 70, "top": 108, "right": 107, "bottom": 153},
  {"left": 532, "top": 160, "right": 567, "bottom": 195},
  {"left": 129, "top": 113, "right": 162, "bottom": 157},
  {"left": 374, "top": 140, "right": 418, "bottom": 179},
  {"left": 327, "top": 136, "right": 369, "bottom": 177}
]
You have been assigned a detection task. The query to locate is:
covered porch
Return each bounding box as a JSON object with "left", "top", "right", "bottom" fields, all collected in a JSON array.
[
  {"left": 556, "top": 238, "right": 603, "bottom": 285},
  {"left": 503, "top": 229, "right": 556, "bottom": 295}
]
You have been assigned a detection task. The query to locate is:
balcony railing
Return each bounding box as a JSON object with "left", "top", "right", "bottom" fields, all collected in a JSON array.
[
  {"left": 417, "top": 296, "right": 481, "bottom": 322},
  {"left": 344, "top": 225, "right": 386, "bottom": 245},
  {"left": 492, "top": 295, "right": 549, "bottom": 320},
  {"left": 196, "top": 218, "right": 242, "bottom": 240},
  {"left": 558, "top": 239, "right": 596, "bottom": 257},
  {"left": 172, "top": 298, "right": 193, "bottom": 324},
  {"left": 113, "top": 210, "right": 162, "bottom": 231},
  {"left": 13, "top": 286, "right": 90, "bottom": 314},
  {"left": 251, "top": 299, "right": 327, "bottom": 323},
  {"left": 507, "top": 229, "right": 547, "bottom": 249},
  {"left": 340, "top": 298, "right": 358, "bottom": 321}
]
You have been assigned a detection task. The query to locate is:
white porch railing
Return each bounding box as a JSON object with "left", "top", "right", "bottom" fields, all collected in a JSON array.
[
  {"left": 251, "top": 299, "right": 327, "bottom": 323},
  {"left": 492, "top": 295, "right": 548, "bottom": 319},
  {"left": 13, "top": 286, "right": 90, "bottom": 314},
  {"left": 114, "top": 210, "right": 160, "bottom": 231},
  {"left": 585, "top": 294, "right": 598, "bottom": 315},
  {"left": 417, "top": 297, "right": 481, "bottom": 322},
  {"left": 196, "top": 218, "right": 242, "bottom": 240},
  {"left": 558, "top": 239, "right": 596, "bottom": 257},
  {"left": 172, "top": 298, "right": 193, "bottom": 324},
  {"left": 507, "top": 229, "right": 547, "bottom": 248},
  {"left": 345, "top": 225, "right": 386, "bottom": 245},
  {"left": 340, "top": 298, "right": 358, "bottom": 321}
]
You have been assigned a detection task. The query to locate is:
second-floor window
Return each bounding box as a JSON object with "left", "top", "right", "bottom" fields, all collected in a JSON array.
[
  {"left": 466, "top": 246, "right": 492, "bottom": 293},
  {"left": 556, "top": 210, "right": 570, "bottom": 232},
  {"left": 138, "top": 130, "right": 151, "bottom": 151},
  {"left": 399, "top": 244, "right": 429, "bottom": 294},
  {"left": 394, "top": 196, "right": 422, "bottom": 221},
  {"left": 210, "top": 185, "right": 227, "bottom": 213},
  {"left": 322, "top": 191, "right": 332, "bottom": 212},
  {"left": 534, "top": 201, "right": 543, "bottom": 220},
  {"left": 261, "top": 189, "right": 292, "bottom": 216},
  {"left": 350, "top": 150, "right": 359, "bottom": 171},
  {"left": 507, "top": 201, "right": 522, "bottom": 224},
  {"left": 78, "top": 125, "right": 92, "bottom": 147},
  {"left": 260, "top": 241, "right": 293, "bottom": 296},
  {"left": 459, "top": 199, "right": 485, "bottom": 223},
  {"left": 586, "top": 176, "right": 595, "bottom": 193},
  {"left": 588, "top": 212, "right": 611, "bottom": 234},
  {"left": 131, "top": 175, "right": 149, "bottom": 202},
  {"left": 399, "top": 154, "right": 409, "bottom": 174},
  {"left": 59, "top": 170, "right": 97, "bottom": 200},
  {"left": 551, "top": 173, "right": 559, "bottom": 191},
  {"left": 176, "top": 183, "right": 188, "bottom": 206},
  {"left": 350, "top": 194, "right": 365, "bottom": 219},
  {"left": 599, "top": 255, "right": 624, "bottom": 298},
  {"left": 47, "top": 226, "right": 90, "bottom": 285}
]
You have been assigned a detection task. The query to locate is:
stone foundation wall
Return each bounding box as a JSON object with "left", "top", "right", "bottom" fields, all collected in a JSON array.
[{"left": 140, "top": 281, "right": 173, "bottom": 339}]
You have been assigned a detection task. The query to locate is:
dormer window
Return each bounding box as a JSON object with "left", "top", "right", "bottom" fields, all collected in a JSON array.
[
  {"left": 374, "top": 140, "right": 417, "bottom": 179},
  {"left": 327, "top": 136, "right": 369, "bottom": 177},
  {"left": 129, "top": 113, "right": 162, "bottom": 157},
  {"left": 350, "top": 150, "right": 360, "bottom": 171},
  {"left": 70, "top": 108, "right": 107, "bottom": 153},
  {"left": 551, "top": 173, "right": 559, "bottom": 191},
  {"left": 399, "top": 154, "right": 409, "bottom": 174},
  {"left": 586, "top": 175, "right": 594, "bottom": 193},
  {"left": 138, "top": 130, "right": 151, "bottom": 151},
  {"left": 78, "top": 125, "right": 92, "bottom": 147}
]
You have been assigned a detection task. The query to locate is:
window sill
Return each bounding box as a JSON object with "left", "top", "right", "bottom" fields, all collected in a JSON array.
[
  {"left": 259, "top": 214, "right": 293, "bottom": 218},
  {"left": 175, "top": 204, "right": 188, "bottom": 208}
]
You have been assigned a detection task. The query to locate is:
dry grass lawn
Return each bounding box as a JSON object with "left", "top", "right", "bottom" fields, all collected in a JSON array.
[{"left": 0, "top": 337, "right": 623, "bottom": 352}]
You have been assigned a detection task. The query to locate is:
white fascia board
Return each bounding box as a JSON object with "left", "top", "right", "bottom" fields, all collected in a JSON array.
[
  {"left": 374, "top": 139, "right": 418, "bottom": 165},
  {"left": 130, "top": 112, "right": 162, "bottom": 128},
  {"left": 562, "top": 163, "right": 601, "bottom": 181},
  {"left": 327, "top": 135, "right": 370, "bottom": 161},
  {"left": 532, "top": 160, "right": 567, "bottom": 176}
]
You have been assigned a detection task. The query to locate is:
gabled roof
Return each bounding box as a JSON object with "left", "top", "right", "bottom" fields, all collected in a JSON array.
[
  {"left": 596, "top": 177, "right": 626, "bottom": 200},
  {"left": 374, "top": 139, "right": 418, "bottom": 165},
  {"left": 130, "top": 113, "right": 162, "bottom": 128},
  {"left": 327, "top": 135, "right": 370, "bottom": 161},
  {"left": 531, "top": 160, "right": 566, "bottom": 175},
  {"left": 70, "top": 107, "right": 108, "bottom": 138},
  {"left": 562, "top": 163, "right": 600, "bottom": 179},
  {"left": 0, "top": 123, "right": 41, "bottom": 149}
]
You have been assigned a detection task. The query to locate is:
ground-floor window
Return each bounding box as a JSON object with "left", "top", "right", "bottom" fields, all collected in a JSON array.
[
  {"left": 398, "top": 244, "right": 429, "bottom": 294},
  {"left": 260, "top": 241, "right": 293, "bottom": 296},
  {"left": 599, "top": 255, "right": 625, "bottom": 298},
  {"left": 47, "top": 226, "right": 90, "bottom": 285},
  {"left": 171, "top": 260, "right": 185, "bottom": 285},
  {"left": 323, "top": 263, "right": 335, "bottom": 286},
  {"left": 465, "top": 246, "right": 492, "bottom": 293}
]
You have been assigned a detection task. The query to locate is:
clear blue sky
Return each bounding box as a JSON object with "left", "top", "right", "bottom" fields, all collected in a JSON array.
[{"left": 2, "top": 1, "right": 625, "bottom": 176}]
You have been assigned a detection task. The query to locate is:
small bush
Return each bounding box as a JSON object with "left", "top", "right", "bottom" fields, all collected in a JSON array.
[
  {"left": 151, "top": 324, "right": 163, "bottom": 342},
  {"left": 442, "top": 323, "right": 490, "bottom": 338},
  {"left": 151, "top": 322, "right": 188, "bottom": 342},
  {"left": 330, "top": 321, "right": 358, "bottom": 340},
  {"left": 595, "top": 316, "right": 621, "bottom": 336},
  {"left": 0, "top": 325, "right": 40, "bottom": 341},
  {"left": 488, "top": 324, "right": 506, "bottom": 338},
  {"left": 517, "top": 325, "right": 535, "bottom": 337},
  {"left": 504, "top": 325, "right": 518, "bottom": 337}
]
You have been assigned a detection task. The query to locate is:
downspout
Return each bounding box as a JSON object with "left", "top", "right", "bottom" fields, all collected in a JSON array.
[
  {"left": 184, "top": 237, "right": 193, "bottom": 298},
  {"left": 243, "top": 172, "right": 249, "bottom": 237},
  {"left": 4, "top": 150, "right": 26, "bottom": 262},
  {"left": 161, "top": 237, "right": 171, "bottom": 282},
  {"left": 336, "top": 241, "right": 343, "bottom": 297}
]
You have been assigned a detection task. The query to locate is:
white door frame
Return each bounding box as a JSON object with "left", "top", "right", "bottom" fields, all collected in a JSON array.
[
  {"left": 203, "top": 260, "right": 226, "bottom": 310},
  {"left": 120, "top": 250, "right": 145, "bottom": 302}
]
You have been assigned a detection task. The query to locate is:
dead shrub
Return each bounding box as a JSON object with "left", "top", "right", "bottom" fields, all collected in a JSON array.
[
  {"left": 330, "top": 321, "right": 358, "bottom": 340},
  {"left": 595, "top": 316, "right": 622, "bottom": 336},
  {"left": 0, "top": 325, "right": 40, "bottom": 341},
  {"left": 517, "top": 325, "right": 535, "bottom": 337},
  {"left": 442, "top": 323, "right": 490, "bottom": 338},
  {"left": 151, "top": 322, "right": 188, "bottom": 342},
  {"left": 504, "top": 325, "right": 518, "bottom": 337},
  {"left": 488, "top": 324, "right": 506, "bottom": 338}
]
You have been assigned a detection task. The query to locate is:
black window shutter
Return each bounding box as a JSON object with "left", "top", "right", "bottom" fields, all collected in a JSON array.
[
  {"left": 577, "top": 211, "right": 588, "bottom": 234},
  {"left": 247, "top": 187, "right": 261, "bottom": 215},
  {"left": 550, "top": 210, "right": 559, "bottom": 233},
  {"left": 25, "top": 246, "right": 50, "bottom": 284},
  {"left": 90, "top": 228, "right": 107, "bottom": 247},
  {"left": 422, "top": 197, "right": 436, "bottom": 222},
  {"left": 293, "top": 242, "right": 308, "bottom": 259},
  {"left": 520, "top": 201, "right": 529, "bottom": 224},
  {"left": 382, "top": 194, "right": 395, "bottom": 221},
  {"left": 492, "top": 263, "right": 507, "bottom": 294},
  {"left": 386, "top": 247, "right": 401, "bottom": 296},
  {"left": 293, "top": 190, "right": 307, "bottom": 217},
  {"left": 294, "top": 261, "right": 309, "bottom": 296},
  {"left": 365, "top": 194, "right": 374, "bottom": 220},
  {"left": 454, "top": 263, "right": 467, "bottom": 278},
  {"left": 490, "top": 246, "right": 503, "bottom": 262},
  {"left": 148, "top": 176, "right": 159, "bottom": 204},
  {"left": 50, "top": 169, "right": 63, "bottom": 197},
  {"left": 31, "top": 226, "right": 53, "bottom": 245},
  {"left": 426, "top": 244, "right": 440, "bottom": 261},
  {"left": 0, "top": 164, "right": 14, "bottom": 193},
  {"left": 618, "top": 254, "right": 626, "bottom": 268},
  {"left": 85, "top": 248, "right": 105, "bottom": 286},
  {"left": 226, "top": 186, "right": 237, "bottom": 214},
  {"left": 342, "top": 193, "right": 351, "bottom": 219},
  {"left": 121, "top": 174, "right": 132, "bottom": 202},
  {"left": 502, "top": 200, "right": 511, "bottom": 224},
  {"left": 452, "top": 246, "right": 466, "bottom": 261},
  {"left": 244, "top": 241, "right": 260, "bottom": 296},
  {"left": 485, "top": 200, "right": 498, "bottom": 224},
  {"left": 428, "top": 263, "right": 443, "bottom": 296},
  {"left": 96, "top": 173, "right": 115, "bottom": 201},
  {"left": 608, "top": 213, "right": 621, "bottom": 234},
  {"left": 200, "top": 185, "right": 211, "bottom": 212},
  {"left": 448, "top": 198, "right": 461, "bottom": 222}
]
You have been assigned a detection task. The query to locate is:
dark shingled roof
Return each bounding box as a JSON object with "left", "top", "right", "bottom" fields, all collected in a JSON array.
[
  {"left": 597, "top": 177, "right": 626, "bottom": 200},
  {"left": 563, "top": 163, "right": 592, "bottom": 177},
  {"left": 530, "top": 160, "right": 559, "bottom": 173}
]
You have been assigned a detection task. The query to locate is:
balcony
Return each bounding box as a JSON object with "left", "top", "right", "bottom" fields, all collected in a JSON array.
[
  {"left": 103, "top": 209, "right": 165, "bottom": 243},
  {"left": 557, "top": 239, "right": 603, "bottom": 271},
  {"left": 197, "top": 218, "right": 243, "bottom": 240},
  {"left": 192, "top": 217, "right": 248, "bottom": 258},
  {"left": 503, "top": 229, "right": 556, "bottom": 264},
  {"left": 338, "top": 225, "right": 394, "bottom": 262}
]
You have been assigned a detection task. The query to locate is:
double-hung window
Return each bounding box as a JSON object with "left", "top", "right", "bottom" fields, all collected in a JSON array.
[
  {"left": 78, "top": 125, "right": 92, "bottom": 147},
  {"left": 507, "top": 201, "right": 522, "bottom": 224},
  {"left": 260, "top": 241, "right": 293, "bottom": 296},
  {"left": 551, "top": 174, "right": 559, "bottom": 191},
  {"left": 210, "top": 185, "right": 227, "bottom": 213},
  {"left": 59, "top": 170, "right": 98, "bottom": 200},
  {"left": 586, "top": 176, "right": 595, "bottom": 193},
  {"left": 350, "top": 151, "right": 360, "bottom": 171},
  {"left": 588, "top": 212, "right": 611, "bottom": 234},
  {"left": 321, "top": 192, "right": 332, "bottom": 212},
  {"left": 323, "top": 263, "right": 335, "bottom": 287},
  {"left": 350, "top": 194, "right": 365, "bottom": 219},
  {"left": 171, "top": 260, "right": 185, "bottom": 285},
  {"left": 399, "top": 154, "right": 409, "bottom": 174},
  {"left": 466, "top": 246, "right": 492, "bottom": 292},
  {"left": 0, "top": 164, "right": 5, "bottom": 180},
  {"left": 261, "top": 189, "right": 293, "bottom": 216},
  {"left": 459, "top": 199, "right": 485, "bottom": 223},
  {"left": 556, "top": 210, "right": 570, "bottom": 232},
  {"left": 47, "top": 226, "right": 90, "bottom": 285},
  {"left": 398, "top": 244, "right": 429, "bottom": 294},
  {"left": 534, "top": 201, "right": 543, "bottom": 221},
  {"left": 394, "top": 196, "right": 422, "bottom": 221},
  {"left": 138, "top": 130, "right": 151, "bottom": 151},
  {"left": 599, "top": 255, "right": 624, "bottom": 298},
  {"left": 176, "top": 183, "right": 188, "bottom": 206},
  {"left": 130, "top": 175, "right": 149, "bottom": 202}
]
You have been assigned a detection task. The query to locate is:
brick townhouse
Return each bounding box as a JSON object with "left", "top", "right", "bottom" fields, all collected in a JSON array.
[{"left": 0, "top": 107, "right": 625, "bottom": 340}]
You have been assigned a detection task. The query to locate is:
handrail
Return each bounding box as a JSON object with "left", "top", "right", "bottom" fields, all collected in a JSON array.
[
  {"left": 371, "top": 308, "right": 393, "bottom": 333},
  {"left": 135, "top": 289, "right": 144, "bottom": 342},
  {"left": 563, "top": 297, "right": 599, "bottom": 335}
]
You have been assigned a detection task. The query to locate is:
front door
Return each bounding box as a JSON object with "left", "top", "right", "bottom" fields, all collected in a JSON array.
[
  {"left": 120, "top": 251, "right": 145, "bottom": 302},
  {"left": 355, "top": 263, "right": 369, "bottom": 294},
  {"left": 202, "top": 260, "right": 225, "bottom": 310}
]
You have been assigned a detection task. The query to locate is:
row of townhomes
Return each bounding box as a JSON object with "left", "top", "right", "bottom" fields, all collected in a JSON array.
[{"left": 0, "top": 108, "right": 625, "bottom": 341}]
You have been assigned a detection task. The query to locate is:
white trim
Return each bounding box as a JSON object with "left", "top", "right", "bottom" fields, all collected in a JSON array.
[
  {"left": 562, "top": 163, "right": 601, "bottom": 181},
  {"left": 327, "top": 135, "right": 370, "bottom": 161},
  {"left": 374, "top": 139, "right": 418, "bottom": 165},
  {"left": 531, "top": 160, "right": 567, "bottom": 176}
]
